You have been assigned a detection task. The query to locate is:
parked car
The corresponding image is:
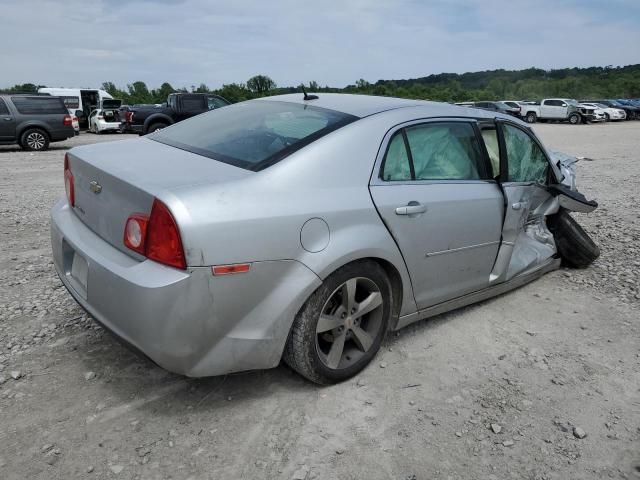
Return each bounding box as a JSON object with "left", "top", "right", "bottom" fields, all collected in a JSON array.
[
  {"left": 614, "top": 99, "right": 640, "bottom": 119},
  {"left": 89, "top": 99, "right": 123, "bottom": 134},
  {"left": 51, "top": 93, "right": 599, "bottom": 384},
  {"left": 520, "top": 99, "right": 596, "bottom": 124},
  {"left": 500, "top": 100, "right": 535, "bottom": 115},
  {"left": 472, "top": 101, "right": 521, "bottom": 117},
  {"left": 579, "top": 102, "right": 625, "bottom": 121},
  {"left": 123, "top": 93, "right": 230, "bottom": 135},
  {"left": 0, "top": 94, "right": 75, "bottom": 150},
  {"left": 579, "top": 103, "right": 606, "bottom": 122},
  {"left": 585, "top": 100, "right": 638, "bottom": 120}
]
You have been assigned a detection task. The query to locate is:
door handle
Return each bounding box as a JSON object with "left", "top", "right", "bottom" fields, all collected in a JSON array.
[
  {"left": 395, "top": 203, "right": 427, "bottom": 215},
  {"left": 3, "top": 117, "right": 12, "bottom": 121}
]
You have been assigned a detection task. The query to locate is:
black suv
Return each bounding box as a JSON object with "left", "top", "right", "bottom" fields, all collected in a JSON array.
[{"left": 0, "top": 95, "right": 75, "bottom": 151}]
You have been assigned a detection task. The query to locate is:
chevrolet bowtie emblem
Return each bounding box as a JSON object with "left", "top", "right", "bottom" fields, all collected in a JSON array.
[{"left": 89, "top": 180, "right": 102, "bottom": 194}]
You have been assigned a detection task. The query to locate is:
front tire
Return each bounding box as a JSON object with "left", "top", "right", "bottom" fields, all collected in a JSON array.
[
  {"left": 283, "top": 260, "right": 391, "bottom": 384},
  {"left": 20, "top": 128, "right": 49, "bottom": 151},
  {"left": 604, "top": 113, "right": 610, "bottom": 122},
  {"left": 568, "top": 113, "right": 580, "bottom": 125},
  {"left": 547, "top": 209, "right": 600, "bottom": 268}
]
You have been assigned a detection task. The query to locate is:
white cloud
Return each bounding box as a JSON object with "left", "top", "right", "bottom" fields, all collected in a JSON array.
[{"left": 0, "top": 0, "right": 638, "bottom": 89}]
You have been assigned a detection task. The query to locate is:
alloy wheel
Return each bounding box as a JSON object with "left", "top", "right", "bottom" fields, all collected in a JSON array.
[
  {"left": 315, "top": 277, "right": 384, "bottom": 370},
  {"left": 26, "top": 132, "right": 45, "bottom": 150}
]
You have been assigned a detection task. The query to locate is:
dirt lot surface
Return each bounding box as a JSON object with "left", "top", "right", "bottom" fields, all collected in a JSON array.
[{"left": 1, "top": 124, "right": 638, "bottom": 480}]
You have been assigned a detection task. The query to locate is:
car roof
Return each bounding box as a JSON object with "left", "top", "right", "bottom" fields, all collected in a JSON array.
[
  {"left": 258, "top": 93, "right": 427, "bottom": 117},
  {"left": 257, "top": 93, "right": 500, "bottom": 119}
]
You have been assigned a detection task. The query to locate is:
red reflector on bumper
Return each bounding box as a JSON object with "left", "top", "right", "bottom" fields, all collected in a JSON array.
[{"left": 212, "top": 263, "right": 251, "bottom": 275}]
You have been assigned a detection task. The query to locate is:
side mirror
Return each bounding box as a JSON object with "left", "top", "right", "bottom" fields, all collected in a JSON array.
[{"left": 561, "top": 103, "right": 567, "bottom": 107}]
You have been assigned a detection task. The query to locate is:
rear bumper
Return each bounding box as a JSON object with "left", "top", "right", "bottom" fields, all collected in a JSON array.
[
  {"left": 50, "top": 199, "right": 321, "bottom": 377},
  {"left": 51, "top": 126, "right": 76, "bottom": 141},
  {"left": 96, "top": 121, "right": 121, "bottom": 132}
]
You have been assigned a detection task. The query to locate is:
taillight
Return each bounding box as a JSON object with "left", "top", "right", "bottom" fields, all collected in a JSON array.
[
  {"left": 64, "top": 154, "right": 74, "bottom": 207},
  {"left": 126, "top": 112, "right": 134, "bottom": 123},
  {"left": 63, "top": 114, "right": 72, "bottom": 126},
  {"left": 123, "top": 199, "right": 186, "bottom": 269},
  {"left": 123, "top": 214, "right": 148, "bottom": 255}
]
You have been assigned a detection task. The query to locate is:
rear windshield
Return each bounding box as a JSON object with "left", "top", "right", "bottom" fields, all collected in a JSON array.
[
  {"left": 152, "top": 100, "right": 358, "bottom": 171},
  {"left": 10, "top": 96, "right": 67, "bottom": 114},
  {"left": 101, "top": 99, "right": 122, "bottom": 109}
]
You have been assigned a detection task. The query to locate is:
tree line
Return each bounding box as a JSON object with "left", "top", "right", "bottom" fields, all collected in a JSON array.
[{"left": 2, "top": 65, "right": 639, "bottom": 105}]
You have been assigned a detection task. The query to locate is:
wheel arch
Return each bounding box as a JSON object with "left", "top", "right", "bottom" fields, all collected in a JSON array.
[
  {"left": 143, "top": 114, "right": 173, "bottom": 133},
  {"left": 16, "top": 121, "right": 52, "bottom": 140},
  {"left": 305, "top": 253, "right": 414, "bottom": 330}
]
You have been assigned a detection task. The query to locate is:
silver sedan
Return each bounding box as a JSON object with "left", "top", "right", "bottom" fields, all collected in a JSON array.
[{"left": 50, "top": 93, "right": 599, "bottom": 384}]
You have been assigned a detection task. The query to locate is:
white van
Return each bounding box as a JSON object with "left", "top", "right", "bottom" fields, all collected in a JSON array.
[{"left": 37, "top": 88, "right": 113, "bottom": 128}]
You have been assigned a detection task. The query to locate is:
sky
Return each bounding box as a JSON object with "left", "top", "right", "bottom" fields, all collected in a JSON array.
[{"left": 1, "top": 0, "right": 639, "bottom": 90}]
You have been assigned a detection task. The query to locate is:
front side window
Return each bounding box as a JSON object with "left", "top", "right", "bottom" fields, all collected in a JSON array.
[
  {"left": 405, "top": 123, "right": 485, "bottom": 180},
  {"left": 502, "top": 124, "right": 548, "bottom": 184},
  {"left": 208, "top": 96, "right": 229, "bottom": 110},
  {"left": 153, "top": 100, "right": 357, "bottom": 171}
]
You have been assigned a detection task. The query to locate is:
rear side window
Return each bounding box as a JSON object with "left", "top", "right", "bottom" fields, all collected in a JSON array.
[
  {"left": 0, "top": 99, "right": 9, "bottom": 115},
  {"left": 381, "top": 133, "right": 412, "bottom": 181},
  {"left": 181, "top": 96, "right": 205, "bottom": 111},
  {"left": 10, "top": 96, "right": 67, "bottom": 114},
  {"left": 153, "top": 100, "right": 358, "bottom": 171},
  {"left": 382, "top": 123, "right": 488, "bottom": 181},
  {"left": 481, "top": 128, "right": 500, "bottom": 178}
]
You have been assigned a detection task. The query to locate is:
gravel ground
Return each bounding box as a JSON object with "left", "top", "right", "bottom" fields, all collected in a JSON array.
[{"left": 0, "top": 124, "right": 638, "bottom": 480}]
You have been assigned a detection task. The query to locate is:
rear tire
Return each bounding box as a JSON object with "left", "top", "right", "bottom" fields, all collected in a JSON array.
[
  {"left": 525, "top": 112, "right": 537, "bottom": 123},
  {"left": 547, "top": 208, "right": 600, "bottom": 268},
  {"left": 146, "top": 123, "right": 167, "bottom": 134},
  {"left": 283, "top": 260, "right": 391, "bottom": 384},
  {"left": 20, "top": 128, "right": 49, "bottom": 151}
]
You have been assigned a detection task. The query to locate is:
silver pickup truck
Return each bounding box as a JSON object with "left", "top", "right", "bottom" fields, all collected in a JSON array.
[{"left": 520, "top": 98, "right": 596, "bottom": 124}]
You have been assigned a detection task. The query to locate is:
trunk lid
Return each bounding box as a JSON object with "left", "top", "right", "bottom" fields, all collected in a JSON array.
[{"left": 67, "top": 138, "right": 251, "bottom": 257}]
